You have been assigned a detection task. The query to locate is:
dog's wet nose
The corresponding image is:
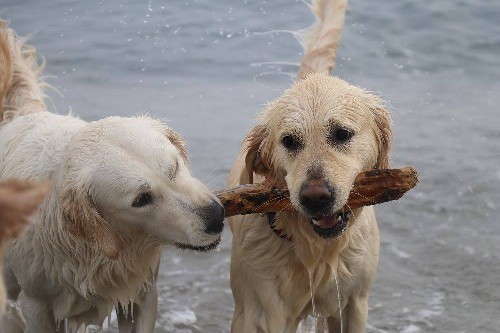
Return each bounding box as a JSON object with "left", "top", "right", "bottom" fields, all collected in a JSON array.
[
  {"left": 299, "top": 181, "right": 334, "bottom": 214},
  {"left": 201, "top": 200, "right": 225, "bottom": 234}
]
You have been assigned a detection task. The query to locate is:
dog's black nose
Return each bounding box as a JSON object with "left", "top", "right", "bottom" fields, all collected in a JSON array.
[
  {"left": 299, "top": 181, "right": 334, "bottom": 215},
  {"left": 201, "top": 200, "right": 225, "bottom": 234}
]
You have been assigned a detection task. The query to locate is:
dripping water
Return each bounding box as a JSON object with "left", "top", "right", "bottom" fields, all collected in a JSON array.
[
  {"left": 308, "top": 270, "right": 316, "bottom": 317},
  {"left": 130, "top": 301, "right": 135, "bottom": 323},
  {"left": 332, "top": 268, "right": 343, "bottom": 333},
  {"left": 306, "top": 269, "right": 318, "bottom": 332},
  {"left": 122, "top": 302, "right": 128, "bottom": 321}
]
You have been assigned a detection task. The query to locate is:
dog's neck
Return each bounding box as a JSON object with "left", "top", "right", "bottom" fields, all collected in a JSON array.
[
  {"left": 272, "top": 209, "right": 354, "bottom": 272},
  {"left": 267, "top": 212, "right": 294, "bottom": 242},
  {"left": 35, "top": 194, "right": 162, "bottom": 304}
]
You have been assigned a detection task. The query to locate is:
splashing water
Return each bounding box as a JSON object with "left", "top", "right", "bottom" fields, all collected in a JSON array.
[
  {"left": 332, "top": 268, "right": 343, "bottom": 333},
  {"left": 85, "top": 325, "right": 101, "bottom": 333}
]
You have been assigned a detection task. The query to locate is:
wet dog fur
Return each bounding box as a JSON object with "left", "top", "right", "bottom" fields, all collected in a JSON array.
[
  {"left": 0, "top": 20, "right": 224, "bottom": 332},
  {"left": 228, "top": 1, "right": 392, "bottom": 331}
]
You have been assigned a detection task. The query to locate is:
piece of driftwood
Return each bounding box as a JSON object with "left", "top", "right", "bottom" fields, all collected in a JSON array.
[{"left": 215, "top": 167, "right": 418, "bottom": 217}]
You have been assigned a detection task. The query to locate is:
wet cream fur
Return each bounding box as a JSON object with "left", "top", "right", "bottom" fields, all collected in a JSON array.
[
  {"left": 228, "top": 0, "right": 392, "bottom": 332},
  {"left": 0, "top": 181, "right": 49, "bottom": 321},
  {"left": 0, "top": 20, "right": 222, "bottom": 332}
]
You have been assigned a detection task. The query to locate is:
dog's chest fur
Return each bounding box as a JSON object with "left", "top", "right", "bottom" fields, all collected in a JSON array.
[
  {"left": 52, "top": 249, "right": 159, "bottom": 328},
  {"left": 233, "top": 207, "right": 378, "bottom": 320},
  {"left": 6, "top": 212, "right": 162, "bottom": 325},
  {"left": 274, "top": 242, "right": 360, "bottom": 319}
]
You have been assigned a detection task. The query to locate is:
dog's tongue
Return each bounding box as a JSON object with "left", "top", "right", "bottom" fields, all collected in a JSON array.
[{"left": 315, "top": 215, "right": 337, "bottom": 228}]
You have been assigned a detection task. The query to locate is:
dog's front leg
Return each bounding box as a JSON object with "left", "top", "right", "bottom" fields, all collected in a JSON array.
[
  {"left": 343, "top": 295, "right": 368, "bottom": 333},
  {"left": 131, "top": 283, "right": 158, "bottom": 332},
  {"left": 18, "top": 292, "right": 56, "bottom": 332},
  {"left": 116, "top": 303, "right": 134, "bottom": 333},
  {"left": 231, "top": 286, "right": 289, "bottom": 332},
  {"left": 0, "top": 300, "right": 25, "bottom": 333},
  {"left": 117, "top": 262, "right": 159, "bottom": 333},
  {"left": 116, "top": 286, "right": 158, "bottom": 333}
]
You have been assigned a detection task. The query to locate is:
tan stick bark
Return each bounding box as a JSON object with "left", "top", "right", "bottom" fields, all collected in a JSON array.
[{"left": 215, "top": 167, "right": 418, "bottom": 217}]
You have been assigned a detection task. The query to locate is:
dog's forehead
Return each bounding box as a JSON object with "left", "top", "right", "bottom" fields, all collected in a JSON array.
[
  {"left": 268, "top": 76, "right": 373, "bottom": 132},
  {"left": 77, "top": 117, "right": 180, "bottom": 169}
]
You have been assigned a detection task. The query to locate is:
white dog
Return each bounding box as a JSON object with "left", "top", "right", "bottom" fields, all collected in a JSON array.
[
  {"left": 228, "top": 0, "right": 392, "bottom": 332},
  {"left": 0, "top": 20, "right": 224, "bottom": 332}
]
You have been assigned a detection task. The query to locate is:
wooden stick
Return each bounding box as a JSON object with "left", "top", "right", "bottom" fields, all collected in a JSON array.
[{"left": 215, "top": 167, "right": 418, "bottom": 217}]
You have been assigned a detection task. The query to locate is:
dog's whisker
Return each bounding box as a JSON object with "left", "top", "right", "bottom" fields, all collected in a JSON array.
[
  {"left": 273, "top": 201, "right": 293, "bottom": 223},
  {"left": 203, "top": 172, "right": 223, "bottom": 189},
  {"left": 203, "top": 163, "right": 224, "bottom": 180},
  {"left": 349, "top": 190, "right": 377, "bottom": 204},
  {"left": 248, "top": 195, "right": 288, "bottom": 215},
  {"left": 252, "top": 29, "right": 300, "bottom": 37},
  {"left": 253, "top": 72, "right": 296, "bottom": 81},
  {"left": 276, "top": 200, "right": 292, "bottom": 215},
  {"left": 345, "top": 203, "right": 357, "bottom": 227},
  {"left": 200, "top": 163, "right": 228, "bottom": 188},
  {"left": 250, "top": 61, "right": 300, "bottom": 68}
]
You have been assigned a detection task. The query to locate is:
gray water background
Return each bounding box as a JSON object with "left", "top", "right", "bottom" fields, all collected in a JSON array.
[{"left": 2, "top": 0, "right": 500, "bottom": 332}]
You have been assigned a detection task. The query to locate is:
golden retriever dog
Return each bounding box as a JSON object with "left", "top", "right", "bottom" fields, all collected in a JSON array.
[
  {"left": 0, "top": 20, "right": 224, "bottom": 332},
  {"left": 0, "top": 181, "right": 50, "bottom": 319},
  {"left": 228, "top": 0, "right": 392, "bottom": 331}
]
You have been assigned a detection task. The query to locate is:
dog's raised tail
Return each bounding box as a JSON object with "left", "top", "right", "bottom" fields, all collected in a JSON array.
[
  {"left": 0, "top": 19, "right": 47, "bottom": 124},
  {"left": 297, "top": 0, "right": 348, "bottom": 80}
]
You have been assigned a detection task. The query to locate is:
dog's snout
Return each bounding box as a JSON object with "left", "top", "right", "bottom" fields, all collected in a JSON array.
[
  {"left": 299, "top": 181, "right": 334, "bottom": 214},
  {"left": 201, "top": 200, "right": 225, "bottom": 235}
]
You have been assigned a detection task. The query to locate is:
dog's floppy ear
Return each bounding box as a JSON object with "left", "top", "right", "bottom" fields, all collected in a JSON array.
[
  {"left": 372, "top": 108, "right": 392, "bottom": 169},
  {"left": 165, "top": 128, "right": 188, "bottom": 162},
  {"left": 61, "top": 189, "right": 121, "bottom": 260},
  {"left": 243, "top": 124, "right": 274, "bottom": 184}
]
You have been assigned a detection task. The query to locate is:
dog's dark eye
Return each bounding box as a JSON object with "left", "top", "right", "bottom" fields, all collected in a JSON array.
[
  {"left": 281, "top": 135, "right": 302, "bottom": 151},
  {"left": 132, "top": 192, "right": 153, "bottom": 207},
  {"left": 330, "top": 127, "right": 354, "bottom": 143}
]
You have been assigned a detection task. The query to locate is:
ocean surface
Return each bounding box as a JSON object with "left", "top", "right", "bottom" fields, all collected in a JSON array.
[{"left": 2, "top": 0, "right": 500, "bottom": 332}]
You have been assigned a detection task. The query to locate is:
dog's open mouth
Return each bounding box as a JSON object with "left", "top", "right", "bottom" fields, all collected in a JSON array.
[
  {"left": 175, "top": 236, "right": 221, "bottom": 252},
  {"left": 310, "top": 211, "right": 351, "bottom": 239}
]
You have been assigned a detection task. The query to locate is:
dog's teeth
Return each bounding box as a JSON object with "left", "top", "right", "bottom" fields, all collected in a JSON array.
[{"left": 312, "top": 219, "right": 321, "bottom": 226}]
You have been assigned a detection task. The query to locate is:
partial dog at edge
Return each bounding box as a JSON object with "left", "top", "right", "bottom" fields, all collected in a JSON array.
[
  {"left": 228, "top": 0, "right": 392, "bottom": 332},
  {"left": 0, "top": 181, "right": 50, "bottom": 321},
  {"left": 0, "top": 20, "right": 224, "bottom": 332}
]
